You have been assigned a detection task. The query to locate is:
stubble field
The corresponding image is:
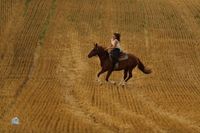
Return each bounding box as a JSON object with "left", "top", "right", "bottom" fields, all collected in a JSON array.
[{"left": 0, "top": 0, "right": 200, "bottom": 132}]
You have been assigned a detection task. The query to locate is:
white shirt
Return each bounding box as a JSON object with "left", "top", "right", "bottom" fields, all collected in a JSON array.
[{"left": 111, "top": 39, "right": 122, "bottom": 51}]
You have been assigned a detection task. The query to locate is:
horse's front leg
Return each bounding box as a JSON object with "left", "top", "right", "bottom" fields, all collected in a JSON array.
[
  {"left": 96, "top": 68, "right": 107, "bottom": 83},
  {"left": 97, "top": 69, "right": 107, "bottom": 77},
  {"left": 105, "top": 70, "right": 116, "bottom": 84}
]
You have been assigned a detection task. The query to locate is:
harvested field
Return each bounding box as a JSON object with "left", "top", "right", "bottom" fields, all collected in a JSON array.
[{"left": 0, "top": 0, "right": 200, "bottom": 132}]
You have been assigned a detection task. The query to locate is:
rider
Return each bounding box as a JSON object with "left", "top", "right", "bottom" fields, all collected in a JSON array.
[{"left": 107, "top": 32, "right": 122, "bottom": 71}]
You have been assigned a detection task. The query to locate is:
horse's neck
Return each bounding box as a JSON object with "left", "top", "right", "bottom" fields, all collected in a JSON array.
[{"left": 98, "top": 50, "right": 109, "bottom": 67}]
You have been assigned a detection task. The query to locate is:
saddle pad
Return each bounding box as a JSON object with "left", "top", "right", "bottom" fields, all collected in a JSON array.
[
  {"left": 109, "top": 54, "right": 129, "bottom": 62},
  {"left": 119, "top": 54, "right": 128, "bottom": 61}
]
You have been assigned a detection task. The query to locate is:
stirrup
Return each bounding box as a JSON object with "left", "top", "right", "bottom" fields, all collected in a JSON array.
[{"left": 115, "top": 63, "right": 119, "bottom": 69}]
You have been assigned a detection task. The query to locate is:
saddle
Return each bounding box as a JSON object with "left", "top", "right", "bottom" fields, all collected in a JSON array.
[
  {"left": 118, "top": 52, "right": 128, "bottom": 61},
  {"left": 109, "top": 52, "right": 128, "bottom": 61},
  {"left": 109, "top": 52, "right": 128, "bottom": 69}
]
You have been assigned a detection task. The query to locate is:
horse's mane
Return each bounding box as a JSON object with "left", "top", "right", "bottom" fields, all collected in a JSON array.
[
  {"left": 99, "top": 46, "right": 106, "bottom": 50},
  {"left": 97, "top": 45, "right": 109, "bottom": 56}
]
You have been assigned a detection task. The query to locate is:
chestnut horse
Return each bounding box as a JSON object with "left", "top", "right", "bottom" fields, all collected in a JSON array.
[{"left": 88, "top": 43, "right": 152, "bottom": 84}]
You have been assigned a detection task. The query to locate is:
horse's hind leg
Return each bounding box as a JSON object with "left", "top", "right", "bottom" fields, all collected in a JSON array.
[
  {"left": 123, "top": 69, "right": 128, "bottom": 80},
  {"left": 125, "top": 69, "right": 133, "bottom": 82},
  {"left": 119, "top": 69, "right": 128, "bottom": 85}
]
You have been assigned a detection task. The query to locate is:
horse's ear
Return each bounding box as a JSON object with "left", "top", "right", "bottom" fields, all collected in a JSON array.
[{"left": 94, "top": 43, "right": 98, "bottom": 47}]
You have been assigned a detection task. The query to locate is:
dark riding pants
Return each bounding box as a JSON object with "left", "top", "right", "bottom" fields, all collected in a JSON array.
[{"left": 110, "top": 48, "right": 120, "bottom": 70}]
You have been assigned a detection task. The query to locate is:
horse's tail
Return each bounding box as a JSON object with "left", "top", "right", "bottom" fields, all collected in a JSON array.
[{"left": 137, "top": 58, "right": 152, "bottom": 74}]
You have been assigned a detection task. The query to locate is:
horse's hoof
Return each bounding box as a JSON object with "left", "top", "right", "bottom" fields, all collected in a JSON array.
[
  {"left": 118, "top": 81, "right": 123, "bottom": 86},
  {"left": 110, "top": 80, "right": 116, "bottom": 84},
  {"left": 96, "top": 78, "right": 101, "bottom": 82},
  {"left": 120, "top": 82, "right": 126, "bottom": 86},
  {"left": 99, "top": 82, "right": 103, "bottom": 85}
]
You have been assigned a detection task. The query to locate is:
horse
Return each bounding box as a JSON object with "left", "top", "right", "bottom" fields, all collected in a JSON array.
[{"left": 88, "top": 43, "right": 152, "bottom": 85}]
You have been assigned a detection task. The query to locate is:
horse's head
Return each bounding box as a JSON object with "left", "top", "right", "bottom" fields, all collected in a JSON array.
[{"left": 88, "top": 43, "right": 100, "bottom": 58}]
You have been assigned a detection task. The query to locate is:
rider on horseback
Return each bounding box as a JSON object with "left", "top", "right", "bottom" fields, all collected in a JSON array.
[{"left": 107, "top": 32, "right": 122, "bottom": 70}]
